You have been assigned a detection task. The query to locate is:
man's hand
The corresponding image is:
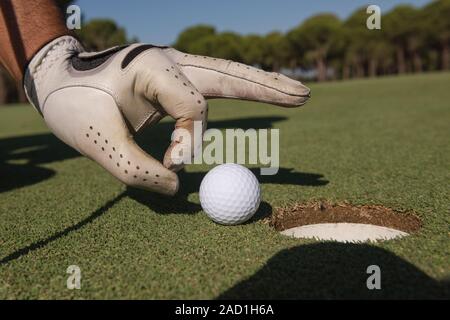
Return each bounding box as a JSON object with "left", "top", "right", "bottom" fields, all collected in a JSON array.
[{"left": 24, "top": 36, "right": 310, "bottom": 195}]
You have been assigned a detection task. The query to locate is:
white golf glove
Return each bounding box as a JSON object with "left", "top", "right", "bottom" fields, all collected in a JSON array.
[{"left": 24, "top": 36, "right": 310, "bottom": 195}]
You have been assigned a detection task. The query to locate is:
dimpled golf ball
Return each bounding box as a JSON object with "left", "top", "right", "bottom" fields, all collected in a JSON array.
[{"left": 199, "top": 163, "right": 261, "bottom": 225}]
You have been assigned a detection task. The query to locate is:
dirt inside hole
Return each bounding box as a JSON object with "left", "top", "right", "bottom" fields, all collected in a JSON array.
[{"left": 266, "top": 201, "right": 422, "bottom": 234}]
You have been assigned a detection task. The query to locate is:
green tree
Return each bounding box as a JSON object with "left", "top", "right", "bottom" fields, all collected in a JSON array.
[
  {"left": 288, "top": 14, "right": 342, "bottom": 81},
  {"left": 189, "top": 32, "right": 243, "bottom": 61},
  {"left": 384, "top": 5, "right": 425, "bottom": 74},
  {"left": 240, "top": 34, "right": 265, "bottom": 67},
  {"left": 174, "top": 25, "right": 216, "bottom": 53},
  {"left": 76, "top": 19, "right": 132, "bottom": 51},
  {"left": 422, "top": 0, "right": 450, "bottom": 70},
  {"left": 343, "top": 8, "right": 393, "bottom": 78},
  {"left": 261, "top": 32, "right": 291, "bottom": 71}
]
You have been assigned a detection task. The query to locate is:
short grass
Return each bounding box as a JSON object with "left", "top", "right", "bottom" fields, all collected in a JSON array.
[{"left": 0, "top": 72, "right": 449, "bottom": 299}]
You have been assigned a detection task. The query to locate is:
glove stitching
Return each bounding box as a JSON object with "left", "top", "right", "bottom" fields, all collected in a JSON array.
[
  {"left": 31, "top": 38, "right": 82, "bottom": 79},
  {"left": 179, "top": 64, "right": 309, "bottom": 98},
  {"left": 201, "top": 93, "right": 308, "bottom": 107}
]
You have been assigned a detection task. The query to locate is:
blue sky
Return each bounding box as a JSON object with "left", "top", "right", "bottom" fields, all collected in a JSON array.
[{"left": 76, "top": 0, "right": 432, "bottom": 45}]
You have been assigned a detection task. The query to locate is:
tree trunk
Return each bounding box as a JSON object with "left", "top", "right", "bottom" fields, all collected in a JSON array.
[
  {"left": 354, "top": 62, "right": 364, "bottom": 78},
  {"left": 442, "top": 42, "right": 449, "bottom": 70},
  {"left": 368, "top": 59, "right": 378, "bottom": 77},
  {"left": 412, "top": 52, "right": 422, "bottom": 73},
  {"left": 316, "top": 57, "right": 327, "bottom": 82},
  {"left": 342, "top": 64, "right": 350, "bottom": 80},
  {"left": 396, "top": 47, "right": 406, "bottom": 74}
]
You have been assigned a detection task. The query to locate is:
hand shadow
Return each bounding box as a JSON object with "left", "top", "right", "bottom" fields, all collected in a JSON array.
[{"left": 0, "top": 133, "right": 79, "bottom": 193}]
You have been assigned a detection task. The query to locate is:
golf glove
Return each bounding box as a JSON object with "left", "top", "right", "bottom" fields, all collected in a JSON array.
[{"left": 24, "top": 36, "right": 310, "bottom": 195}]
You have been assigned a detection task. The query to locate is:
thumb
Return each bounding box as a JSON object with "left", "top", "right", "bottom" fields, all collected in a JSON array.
[
  {"left": 163, "top": 117, "right": 205, "bottom": 172},
  {"left": 43, "top": 87, "right": 179, "bottom": 196}
]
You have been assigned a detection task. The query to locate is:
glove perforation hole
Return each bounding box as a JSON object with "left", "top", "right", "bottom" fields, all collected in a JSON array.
[
  {"left": 105, "top": 140, "right": 108, "bottom": 144},
  {"left": 101, "top": 147, "right": 105, "bottom": 151},
  {"left": 120, "top": 154, "right": 123, "bottom": 158},
  {"left": 116, "top": 163, "right": 120, "bottom": 167},
  {"left": 143, "top": 179, "right": 147, "bottom": 182},
  {"left": 175, "top": 75, "right": 178, "bottom": 79},
  {"left": 109, "top": 155, "right": 112, "bottom": 159},
  {"left": 113, "top": 147, "right": 116, "bottom": 152},
  {"left": 134, "top": 175, "right": 137, "bottom": 178},
  {"left": 128, "top": 161, "right": 131, "bottom": 165},
  {"left": 125, "top": 170, "right": 128, "bottom": 174},
  {"left": 154, "top": 182, "right": 158, "bottom": 185},
  {"left": 156, "top": 174, "right": 160, "bottom": 178},
  {"left": 190, "top": 91, "right": 194, "bottom": 95},
  {"left": 166, "top": 69, "right": 169, "bottom": 72},
  {"left": 89, "top": 126, "right": 93, "bottom": 130},
  {"left": 94, "top": 140, "right": 97, "bottom": 144},
  {"left": 136, "top": 166, "right": 140, "bottom": 170},
  {"left": 97, "top": 132, "right": 101, "bottom": 136},
  {"left": 86, "top": 134, "right": 89, "bottom": 138}
]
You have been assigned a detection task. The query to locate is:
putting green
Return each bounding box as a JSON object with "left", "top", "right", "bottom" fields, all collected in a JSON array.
[{"left": 0, "top": 72, "right": 449, "bottom": 299}]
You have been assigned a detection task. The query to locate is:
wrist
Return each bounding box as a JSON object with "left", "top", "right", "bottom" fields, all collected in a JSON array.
[
  {"left": 0, "top": 0, "right": 70, "bottom": 81},
  {"left": 24, "top": 35, "right": 83, "bottom": 114}
]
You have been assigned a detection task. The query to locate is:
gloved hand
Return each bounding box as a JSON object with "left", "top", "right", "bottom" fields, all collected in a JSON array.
[{"left": 24, "top": 36, "right": 310, "bottom": 195}]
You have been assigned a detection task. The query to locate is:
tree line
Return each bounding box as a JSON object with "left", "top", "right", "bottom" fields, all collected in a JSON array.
[
  {"left": 1, "top": 0, "right": 449, "bottom": 104},
  {"left": 174, "top": 0, "right": 449, "bottom": 81}
]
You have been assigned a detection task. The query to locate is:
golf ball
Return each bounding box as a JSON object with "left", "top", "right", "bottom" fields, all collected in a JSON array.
[{"left": 199, "top": 163, "right": 261, "bottom": 225}]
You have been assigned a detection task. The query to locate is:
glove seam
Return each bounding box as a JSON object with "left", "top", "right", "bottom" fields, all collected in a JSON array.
[
  {"left": 202, "top": 93, "right": 307, "bottom": 107},
  {"left": 120, "top": 48, "right": 165, "bottom": 131},
  {"left": 42, "top": 84, "right": 121, "bottom": 115},
  {"left": 42, "top": 84, "right": 158, "bottom": 133},
  {"left": 180, "top": 64, "right": 309, "bottom": 97},
  {"left": 121, "top": 47, "right": 163, "bottom": 75}
]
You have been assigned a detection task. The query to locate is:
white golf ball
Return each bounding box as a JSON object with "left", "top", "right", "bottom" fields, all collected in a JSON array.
[{"left": 199, "top": 163, "right": 261, "bottom": 225}]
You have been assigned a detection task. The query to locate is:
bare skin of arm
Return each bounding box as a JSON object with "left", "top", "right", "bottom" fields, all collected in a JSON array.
[{"left": 0, "top": 0, "right": 68, "bottom": 82}]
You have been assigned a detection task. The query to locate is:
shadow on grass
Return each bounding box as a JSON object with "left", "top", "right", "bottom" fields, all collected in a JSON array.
[
  {"left": 218, "top": 243, "right": 450, "bottom": 299},
  {"left": 0, "top": 192, "right": 126, "bottom": 265},
  {"left": 126, "top": 185, "right": 273, "bottom": 223},
  {"left": 177, "top": 168, "right": 328, "bottom": 197},
  {"left": 125, "top": 166, "right": 326, "bottom": 216},
  {"left": 126, "top": 187, "right": 201, "bottom": 214},
  {"left": 0, "top": 133, "right": 79, "bottom": 193},
  {"left": 0, "top": 116, "right": 328, "bottom": 265},
  {"left": 0, "top": 116, "right": 291, "bottom": 193}
]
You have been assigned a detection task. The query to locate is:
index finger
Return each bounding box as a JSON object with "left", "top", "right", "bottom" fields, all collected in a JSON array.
[{"left": 164, "top": 49, "right": 311, "bottom": 107}]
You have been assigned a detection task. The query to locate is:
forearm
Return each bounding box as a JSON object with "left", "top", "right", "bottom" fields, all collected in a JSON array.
[{"left": 0, "top": 0, "right": 69, "bottom": 81}]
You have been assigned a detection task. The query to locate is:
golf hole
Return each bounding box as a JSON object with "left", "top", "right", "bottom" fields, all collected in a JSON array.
[{"left": 269, "top": 202, "right": 422, "bottom": 243}]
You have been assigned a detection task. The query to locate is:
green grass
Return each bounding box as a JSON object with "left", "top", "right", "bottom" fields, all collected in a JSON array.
[{"left": 0, "top": 72, "right": 449, "bottom": 299}]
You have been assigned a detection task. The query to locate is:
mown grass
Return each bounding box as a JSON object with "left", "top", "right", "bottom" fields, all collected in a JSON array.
[{"left": 0, "top": 72, "right": 449, "bottom": 299}]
